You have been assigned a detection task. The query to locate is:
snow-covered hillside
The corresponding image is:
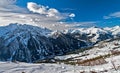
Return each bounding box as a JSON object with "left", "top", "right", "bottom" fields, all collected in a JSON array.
[
  {"left": 55, "top": 38, "right": 120, "bottom": 60},
  {"left": 54, "top": 38, "right": 120, "bottom": 73},
  {"left": 0, "top": 58, "right": 119, "bottom": 73},
  {"left": 0, "top": 38, "right": 120, "bottom": 73}
]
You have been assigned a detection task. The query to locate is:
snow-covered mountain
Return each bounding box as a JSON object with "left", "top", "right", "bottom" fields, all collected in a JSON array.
[
  {"left": 0, "top": 23, "right": 88, "bottom": 62},
  {"left": 104, "top": 26, "right": 120, "bottom": 37},
  {"left": 64, "top": 26, "right": 113, "bottom": 42},
  {"left": 0, "top": 23, "right": 119, "bottom": 63}
]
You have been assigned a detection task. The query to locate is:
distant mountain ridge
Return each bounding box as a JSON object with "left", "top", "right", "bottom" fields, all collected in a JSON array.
[{"left": 0, "top": 23, "right": 119, "bottom": 62}]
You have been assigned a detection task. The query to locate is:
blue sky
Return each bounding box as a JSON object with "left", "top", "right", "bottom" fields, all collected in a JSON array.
[
  {"left": 0, "top": 0, "right": 120, "bottom": 29},
  {"left": 15, "top": 0, "right": 120, "bottom": 27}
]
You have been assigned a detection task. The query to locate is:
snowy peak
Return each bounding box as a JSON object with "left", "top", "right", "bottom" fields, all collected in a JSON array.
[
  {"left": 64, "top": 26, "right": 109, "bottom": 35},
  {"left": 104, "top": 26, "right": 120, "bottom": 36},
  {"left": 63, "top": 26, "right": 113, "bottom": 42},
  {"left": 0, "top": 23, "right": 51, "bottom": 36},
  {"left": 85, "top": 27, "right": 108, "bottom": 34}
]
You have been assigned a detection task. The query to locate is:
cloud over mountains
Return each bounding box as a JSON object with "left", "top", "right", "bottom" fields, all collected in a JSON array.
[
  {"left": 27, "top": 2, "right": 60, "bottom": 18},
  {"left": 0, "top": 0, "right": 16, "bottom": 5},
  {"left": 0, "top": 0, "right": 88, "bottom": 30}
]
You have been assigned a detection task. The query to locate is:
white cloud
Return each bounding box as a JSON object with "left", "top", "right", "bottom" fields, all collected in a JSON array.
[
  {"left": 72, "top": 21, "right": 97, "bottom": 28},
  {"left": 0, "top": 1, "right": 72, "bottom": 30},
  {"left": 0, "top": 11, "right": 75, "bottom": 30},
  {"left": 103, "top": 16, "right": 110, "bottom": 19},
  {"left": 0, "top": 0, "right": 27, "bottom": 13},
  {"left": 0, "top": 1, "right": 93, "bottom": 30},
  {"left": 0, "top": 0, "right": 16, "bottom": 6},
  {"left": 109, "top": 12, "right": 120, "bottom": 18},
  {"left": 104, "top": 12, "right": 120, "bottom": 19},
  {"left": 47, "top": 8, "right": 59, "bottom": 17},
  {"left": 27, "top": 2, "right": 60, "bottom": 18},
  {"left": 69, "top": 13, "right": 75, "bottom": 18}
]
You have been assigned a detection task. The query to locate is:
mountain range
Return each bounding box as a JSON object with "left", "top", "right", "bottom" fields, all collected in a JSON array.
[{"left": 0, "top": 23, "right": 119, "bottom": 63}]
